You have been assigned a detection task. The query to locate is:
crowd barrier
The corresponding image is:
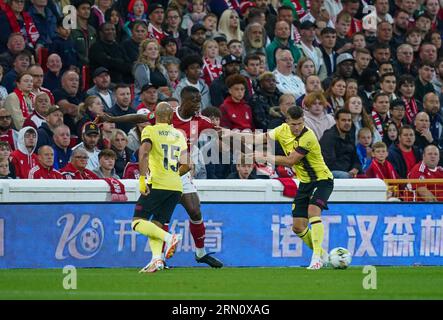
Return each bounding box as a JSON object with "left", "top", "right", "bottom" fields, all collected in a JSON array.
[{"left": 1, "top": 201, "right": 442, "bottom": 268}]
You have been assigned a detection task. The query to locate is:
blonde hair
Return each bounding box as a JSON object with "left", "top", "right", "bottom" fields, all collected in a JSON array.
[
  {"left": 78, "top": 95, "right": 100, "bottom": 119},
  {"left": 217, "top": 9, "right": 243, "bottom": 43},
  {"left": 110, "top": 129, "right": 128, "bottom": 144},
  {"left": 296, "top": 56, "right": 316, "bottom": 79},
  {"left": 304, "top": 91, "right": 328, "bottom": 109},
  {"left": 137, "top": 38, "right": 161, "bottom": 69},
  {"left": 202, "top": 39, "right": 219, "bottom": 57}
]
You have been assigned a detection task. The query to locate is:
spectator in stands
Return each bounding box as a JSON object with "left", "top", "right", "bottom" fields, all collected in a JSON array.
[
  {"left": 28, "top": 145, "right": 63, "bottom": 179},
  {"left": 243, "top": 22, "right": 266, "bottom": 56},
  {"left": 0, "top": 33, "right": 26, "bottom": 75},
  {"left": 405, "top": 27, "right": 422, "bottom": 55},
  {"left": 432, "top": 58, "right": 443, "bottom": 93},
  {"left": 203, "top": 13, "right": 218, "bottom": 39},
  {"left": 210, "top": 54, "right": 242, "bottom": 107},
  {"left": 413, "top": 111, "right": 434, "bottom": 156},
  {"left": 0, "top": 108, "right": 18, "bottom": 150},
  {"left": 174, "top": 55, "right": 211, "bottom": 109},
  {"left": 240, "top": 54, "right": 261, "bottom": 94},
  {"left": 136, "top": 83, "right": 158, "bottom": 111},
  {"left": 10, "top": 126, "right": 38, "bottom": 178},
  {"left": 422, "top": 92, "right": 443, "bottom": 149},
  {"left": 356, "top": 127, "right": 373, "bottom": 173},
  {"left": 23, "top": 92, "right": 50, "bottom": 129},
  {"left": 109, "top": 84, "right": 136, "bottom": 134},
  {"left": 60, "top": 147, "right": 99, "bottom": 179},
  {"left": 2, "top": 50, "right": 31, "bottom": 93},
  {"left": 110, "top": 128, "right": 132, "bottom": 177},
  {"left": 398, "top": 74, "right": 421, "bottom": 125},
  {"left": 52, "top": 124, "right": 72, "bottom": 170},
  {"left": 146, "top": 2, "right": 167, "bottom": 43},
  {"left": 76, "top": 95, "right": 105, "bottom": 138},
  {"left": 333, "top": 11, "right": 352, "bottom": 54},
  {"left": 303, "top": 91, "right": 335, "bottom": 140},
  {"left": 164, "top": 7, "right": 187, "bottom": 46},
  {"left": 217, "top": 9, "right": 243, "bottom": 43},
  {"left": 393, "top": 44, "right": 417, "bottom": 77},
  {"left": 296, "top": 74, "right": 323, "bottom": 107},
  {"left": 345, "top": 79, "right": 358, "bottom": 101},
  {"left": 415, "top": 13, "right": 433, "bottom": 40},
  {"left": 383, "top": 121, "right": 399, "bottom": 148},
  {"left": 365, "top": 141, "right": 399, "bottom": 179},
  {"left": 201, "top": 39, "right": 223, "bottom": 86},
  {"left": 226, "top": 155, "right": 258, "bottom": 179},
  {"left": 415, "top": 61, "right": 436, "bottom": 104},
  {"left": 3, "top": 72, "right": 33, "bottom": 130},
  {"left": 319, "top": 27, "right": 338, "bottom": 78},
  {"left": 248, "top": 71, "right": 282, "bottom": 130},
  {"left": 323, "top": 52, "right": 355, "bottom": 89},
  {"left": 122, "top": 0, "right": 148, "bottom": 37},
  {"left": 0, "top": 155, "right": 14, "bottom": 179},
  {"left": 418, "top": 42, "right": 438, "bottom": 66},
  {"left": 105, "top": 5, "right": 126, "bottom": 43},
  {"left": 388, "top": 125, "right": 421, "bottom": 178},
  {"left": 379, "top": 72, "right": 399, "bottom": 101},
  {"left": 127, "top": 109, "right": 151, "bottom": 152},
  {"left": 268, "top": 93, "right": 295, "bottom": 129},
  {"left": 0, "top": 0, "right": 40, "bottom": 52},
  {"left": 0, "top": 67, "right": 8, "bottom": 107},
  {"left": 358, "top": 68, "right": 378, "bottom": 114},
  {"left": 220, "top": 74, "right": 254, "bottom": 131},
  {"left": 89, "top": 0, "right": 113, "bottom": 31},
  {"left": 53, "top": 70, "right": 84, "bottom": 136},
  {"left": 28, "top": 64, "right": 54, "bottom": 103},
  {"left": 228, "top": 40, "right": 243, "bottom": 61},
  {"left": 36, "top": 105, "right": 63, "bottom": 151},
  {"left": 86, "top": 67, "right": 114, "bottom": 112},
  {"left": 43, "top": 53, "right": 62, "bottom": 91},
  {"left": 160, "top": 37, "right": 180, "bottom": 66},
  {"left": 49, "top": 17, "right": 78, "bottom": 70},
  {"left": 273, "top": 48, "right": 305, "bottom": 99},
  {"left": 89, "top": 22, "right": 133, "bottom": 84},
  {"left": 92, "top": 148, "right": 120, "bottom": 178},
  {"left": 73, "top": 122, "right": 101, "bottom": 170},
  {"left": 70, "top": 0, "right": 97, "bottom": 67},
  {"left": 133, "top": 38, "right": 169, "bottom": 106},
  {"left": 295, "top": 57, "right": 316, "bottom": 83},
  {"left": 320, "top": 109, "right": 361, "bottom": 179},
  {"left": 266, "top": 20, "right": 302, "bottom": 71},
  {"left": 28, "top": 0, "right": 57, "bottom": 47},
  {"left": 389, "top": 99, "right": 407, "bottom": 129},
  {"left": 324, "top": 77, "right": 346, "bottom": 114},
  {"left": 370, "top": 92, "right": 391, "bottom": 138},
  {"left": 392, "top": 9, "right": 409, "bottom": 49},
  {"left": 0, "top": 141, "right": 16, "bottom": 178},
  {"left": 408, "top": 145, "right": 443, "bottom": 201},
  {"left": 99, "top": 120, "right": 115, "bottom": 149},
  {"left": 177, "top": 23, "right": 206, "bottom": 59},
  {"left": 182, "top": 0, "right": 207, "bottom": 35},
  {"left": 121, "top": 21, "right": 148, "bottom": 64}
]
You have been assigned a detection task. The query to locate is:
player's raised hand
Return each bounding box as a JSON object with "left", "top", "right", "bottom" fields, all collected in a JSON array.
[{"left": 93, "top": 113, "right": 112, "bottom": 124}]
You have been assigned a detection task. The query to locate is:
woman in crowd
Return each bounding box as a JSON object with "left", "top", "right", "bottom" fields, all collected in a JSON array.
[
  {"left": 217, "top": 9, "right": 243, "bottom": 43},
  {"left": 182, "top": 0, "right": 208, "bottom": 35},
  {"left": 76, "top": 95, "right": 105, "bottom": 139},
  {"left": 296, "top": 57, "right": 316, "bottom": 83},
  {"left": 324, "top": 77, "right": 346, "bottom": 114},
  {"left": 3, "top": 72, "right": 33, "bottom": 130},
  {"left": 110, "top": 129, "right": 133, "bottom": 178},
  {"left": 201, "top": 39, "right": 222, "bottom": 86},
  {"left": 303, "top": 91, "right": 335, "bottom": 140}
]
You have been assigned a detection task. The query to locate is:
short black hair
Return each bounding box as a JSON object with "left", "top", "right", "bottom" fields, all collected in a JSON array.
[
  {"left": 321, "top": 27, "right": 336, "bottom": 36},
  {"left": 397, "top": 74, "right": 415, "bottom": 87},
  {"left": 201, "top": 106, "right": 221, "bottom": 118},
  {"left": 286, "top": 106, "right": 304, "bottom": 120},
  {"left": 180, "top": 86, "right": 200, "bottom": 99},
  {"left": 244, "top": 54, "right": 261, "bottom": 66},
  {"left": 335, "top": 108, "right": 351, "bottom": 120},
  {"left": 180, "top": 55, "right": 203, "bottom": 72},
  {"left": 380, "top": 72, "right": 396, "bottom": 82}
]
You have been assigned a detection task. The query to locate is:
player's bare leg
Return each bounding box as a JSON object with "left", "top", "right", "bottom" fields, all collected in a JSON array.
[{"left": 181, "top": 192, "right": 223, "bottom": 268}]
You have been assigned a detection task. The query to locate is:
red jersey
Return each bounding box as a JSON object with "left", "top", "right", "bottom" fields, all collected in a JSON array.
[
  {"left": 10, "top": 150, "right": 38, "bottom": 179},
  {"left": 401, "top": 149, "right": 417, "bottom": 176},
  {"left": 408, "top": 161, "right": 443, "bottom": 201},
  {"left": 0, "top": 129, "right": 17, "bottom": 150},
  {"left": 60, "top": 163, "right": 99, "bottom": 180},
  {"left": 28, "top": 163, "right": 64, "bottom": 179},
  {"left": 219, "top": 96, "right": 254, "bottom": 131},
  {"left": 148, "top": 23, "right": 166, "bottom": 43},
  {"left": 202, "top": 58, "right": 222, "bottom": 86}
]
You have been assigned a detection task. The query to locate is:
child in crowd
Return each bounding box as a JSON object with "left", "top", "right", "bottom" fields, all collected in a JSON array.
[
  {"left": 365, "top": 142, "right": 399, "bottom": 179},
  {"left": 356, "top": 127, "right": 373, "bottom": 174},
  {"left": 165, "top": 62, "right": 180, "bottom": 89},
  {"left": 383, "top": 122, "right": 399, "bottom": 148},
  {"left": 203, "top": 13, "right": 218, "bottom": 38},
  {"left": 182, "top": 0, "right": 208, "bottom": 35},
  {"left": 0, "top": 156, "right": 13, "bottom": 179},
  {"left": 334, "top": 11, "right": 353, "bottom": 54},
  {"left": 0, "top": 142, "right": 15, "bottom": 178}
]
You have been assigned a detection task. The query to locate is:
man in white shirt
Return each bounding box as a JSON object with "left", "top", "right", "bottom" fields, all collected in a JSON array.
[
  {"left": 273, "top": 48, "right": 306, "bottom": 99},
  {"left": 73, "top": 122, "right": 101, "bottom": 170}
]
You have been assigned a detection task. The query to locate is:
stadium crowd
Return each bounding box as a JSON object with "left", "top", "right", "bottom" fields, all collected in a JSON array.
[{"left": 1, "top": 0, "right": 443, "bottom": 190}]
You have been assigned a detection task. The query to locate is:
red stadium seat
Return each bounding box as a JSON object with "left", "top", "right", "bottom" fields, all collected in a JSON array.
[
  {"left": 37, "top": 47, "right": 49, "bottom": 72},
  {"left": 130, "top": 83, "right": 135, "bottom": 101},
  {"left": 82, "top": 65, "right": 91, "bottom": 91}
]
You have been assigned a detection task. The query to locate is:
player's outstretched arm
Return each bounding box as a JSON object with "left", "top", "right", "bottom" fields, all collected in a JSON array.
[
  {"left": 255, "top": 150, "right": 305, "bottom": 167},
  {"left": 94, "top": 113, "right": 148, "bottom": 124}
]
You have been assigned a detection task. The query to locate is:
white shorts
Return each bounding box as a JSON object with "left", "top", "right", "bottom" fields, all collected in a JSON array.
[{"left": 181, "top": 172, "right": 197, "bottom": 194}]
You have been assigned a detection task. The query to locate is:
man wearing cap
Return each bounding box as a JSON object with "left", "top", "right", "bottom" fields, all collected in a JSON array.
[
  {"left": 210, "top": 54, "right": 246, "bottom": 107},
  {"left": 86, "top": 67, "right": 115, "bottom": 113},
  {"left": 69, "top": 0, "right": 97, "bottom": 66},
  {"left": 177, "top": 23, "right": 207, "bottom": 59},
  {"left": 248, "top": 71, "right": 282, "bottom": 130},
  {"left": 322, "top": 52, "right": 355, "bottom": 89},
  {"left": 265, "top": 20, "right": 302, "bottom": 71},
  {"left": 73, "top": 122, "right": 101, "bottom": 170},
  {"left": 89, "top": 22, "right": 133, "bottom": 84},
  {"left": 137, "top": 83, "right": 159, "bottom": 111},
  {"left": 121, "top": 21, "right": 149, "bottom": 64},
  {"left": 297, "top": 20, "right": 327, "bottom": 81},
  {"left": 36, "top": 105, "right": 64, "bottom": 151},
  {"left": 147, "top": 2, "right": 167, "bottom": 43}
]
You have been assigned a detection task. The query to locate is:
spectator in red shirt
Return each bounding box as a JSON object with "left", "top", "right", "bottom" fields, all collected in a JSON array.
[
  {"left": 60, "top": 147, "right": 99, "bottom": 180},
  {"left": 28, "top": 145, "right": 64, "bottom": 179},
  {"left": 408, "top": 145, "right": 443, "bottom": 201},
  {"left": 365, "top": 142, "right": 399, "bottom": 179},
  {"left": 220, "top": 74, "right": 254, "bottom": 131},
  {"left": 10, "top": 126, "right": 38, "bottom": 178}
]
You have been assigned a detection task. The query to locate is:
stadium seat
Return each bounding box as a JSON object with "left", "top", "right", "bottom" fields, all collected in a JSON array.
[
  {"left": 37, "top": 47, "right": 49, "bottom": 72},
  {"left": 82, "top": 65, "right": 91, "bottom": 91},
  {"left": 130, "top": 83, "right": 135, "bottom": 101}
]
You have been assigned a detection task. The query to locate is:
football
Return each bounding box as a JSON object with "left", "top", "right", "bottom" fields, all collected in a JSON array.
[{"left": 329, "top": 247, "right": 352, "bottom": 269}]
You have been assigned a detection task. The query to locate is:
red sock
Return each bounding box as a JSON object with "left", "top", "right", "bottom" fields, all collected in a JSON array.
[
  {"left": 189, "top": 220, "right": 205, "bottom": 248},
  {"left": 161, "top": 224, "right": 169, "bottom": 253}
]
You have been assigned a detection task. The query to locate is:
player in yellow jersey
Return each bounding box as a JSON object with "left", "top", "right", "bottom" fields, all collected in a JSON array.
[
  {"left": 132, "top": 102, "right": 190, "bottom": 273},
  {"left": 253, "top": 106, "right": 334, "bottom": 270}
]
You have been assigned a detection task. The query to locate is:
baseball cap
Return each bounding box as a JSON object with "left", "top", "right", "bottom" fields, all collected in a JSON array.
[
  {"left": 213, "top": 33, "right": 227, "bottom": 42},
  {"left": 45, "top": 105, "right": 62, "bottom": 117},
  {"left": 83, "top": 122, "right": 100, "bottom": 136},
  {"left": 191, "top": 23, "right": 206, "bottom": 34},
  {"left": 141, "top": 83, "right": 158, "bottom": 93},
  {"left": 336, "top": 53, "right": 355, "bottom": 65},
  {"left": 147, "top": 2, "right": 163, "bottom": 16},
  {"left": 240, "top": 1, "right": 256, "bottom": 16},
  {"left": 93, "top": 67, "right": 109, "bottom": 78},
  {"left": 221, "top": 54, "right": 241, "bottom": 66},
  {"left": 299, "top": 20, "right": 316, "bottom": 30}
]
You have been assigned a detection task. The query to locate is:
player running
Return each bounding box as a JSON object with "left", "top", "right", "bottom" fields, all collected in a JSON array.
[
  {"left": 96, "top": 86, "right": 223, "bottom": 268},
  {"left": 132, "top": 102, "right": 189, "bottom": 273},
  {"left": 252, "top": 106, "right": 334, "bottom": 270}
]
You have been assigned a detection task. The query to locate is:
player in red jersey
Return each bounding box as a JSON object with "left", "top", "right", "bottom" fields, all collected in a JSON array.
[
  {"left": 96, "top": 86, "right": 223, "bottom": 268},
  {"left": 408, "top": 145, "right": 443, "bottom": 201}
]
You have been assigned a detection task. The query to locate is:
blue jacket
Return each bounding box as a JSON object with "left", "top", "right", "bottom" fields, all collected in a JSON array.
[
  {"left": 28, "top": 5, "right": 57, "bottom": 46},
  {"left": 49, "top": 34, "right": 79, "bottom": 69},
  {"left": 52, "top": 144, "right": 72, "bottom": 170}
]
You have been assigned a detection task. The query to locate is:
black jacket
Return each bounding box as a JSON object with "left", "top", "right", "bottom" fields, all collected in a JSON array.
[
  {"left": 387, "top": 143, "right": 422, "bottom": 178},
  {"left": 319, "top": 126, "right": 361, "bottom": 173},
  {"left": 248, "top": 87, "right": 282, "bottom": 130},
  {"left": 177, "top": 38, "right": 202, "bottom": 60}
]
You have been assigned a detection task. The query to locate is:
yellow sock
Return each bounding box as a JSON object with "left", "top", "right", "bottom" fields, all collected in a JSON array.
[
  {"left": 309, "top": 216, "right": 324, "bottom": 256},
  {"left": 149, "top": 238, "right": 164, "bottom": 259},
  {"left": 296, "top": 227, "right": 313, "bottom": 250},
  {"left": 131, "top": 219, "right": 170, "bottom": 241}
]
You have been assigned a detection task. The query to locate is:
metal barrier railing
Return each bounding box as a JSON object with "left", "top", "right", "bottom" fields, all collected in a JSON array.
[{"left": 383, "top": 179, "right": 443, "bottom": 202}]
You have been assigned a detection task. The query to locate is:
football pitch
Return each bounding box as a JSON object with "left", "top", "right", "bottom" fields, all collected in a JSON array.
[{"left": 0, "top": 266, "right": 443, "bottom": 300}]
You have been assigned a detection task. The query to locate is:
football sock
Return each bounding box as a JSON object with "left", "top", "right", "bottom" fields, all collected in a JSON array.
[
  {"left": 149, "top": 238, "right": 163, "bottom": 261},
  {"left": 296, "top": 227, "right": 313, "bottom": 250},
  {"left": 132, "top": 219, "right": 172, "bottom": 242},
  {"left": 161, "top": 224, "right": 169, "bottom": 258},
  {"left": 309, "top": 216, "right": 324, "bottom": 256},
  {"left": 189, "top": 219, "right": 206, "bottom": 254}
]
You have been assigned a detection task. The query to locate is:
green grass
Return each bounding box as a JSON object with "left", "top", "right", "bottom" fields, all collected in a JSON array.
[{"left": 0, "top": 267, "right": 442, "bottom": 300}]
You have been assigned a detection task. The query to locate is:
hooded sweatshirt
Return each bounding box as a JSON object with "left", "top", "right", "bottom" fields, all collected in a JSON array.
[{"left": 10, "top": 126, "right": 38, "bottom": 179}]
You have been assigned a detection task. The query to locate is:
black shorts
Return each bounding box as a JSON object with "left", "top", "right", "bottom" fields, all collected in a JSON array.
[
  {"left": 133, "top": 187, "right": 182, "bottom": 224},
  {"left": 292, "top": 179, "right": 334, "bottom": 218}
]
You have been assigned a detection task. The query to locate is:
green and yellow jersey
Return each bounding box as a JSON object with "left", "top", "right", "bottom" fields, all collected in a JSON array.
[
  {"left": 269, "top": 124, "right": 333, "bottom": 183},
  {"left": 141, "top": 123, "right": 187, "bottom": 192}
]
